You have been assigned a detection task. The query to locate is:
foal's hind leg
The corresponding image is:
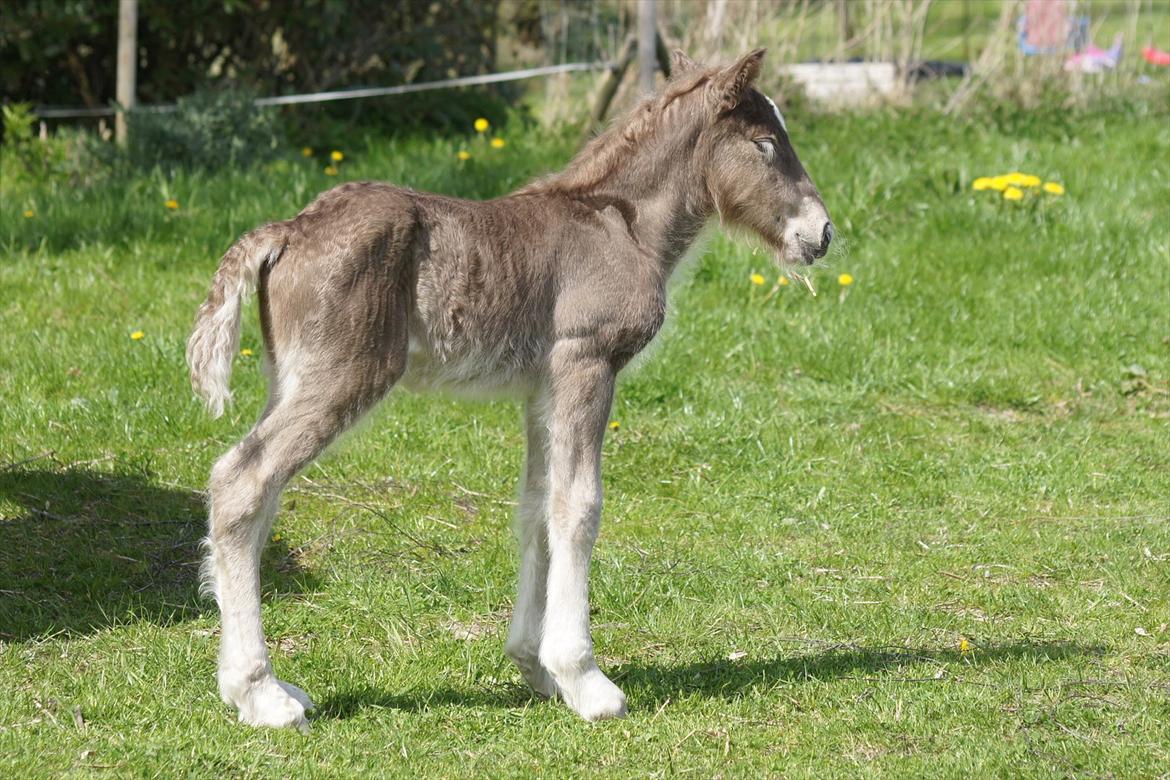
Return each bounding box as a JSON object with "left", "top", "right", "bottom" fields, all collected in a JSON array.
[
  {"left": 207, "top": 343, "right": 406, "bottom": 728},
  {"left": 205, "top": 395, "right": 326, "bottom": 729},
  {"left": 206, "top": 380, "right": 372, "bottom": 728}
]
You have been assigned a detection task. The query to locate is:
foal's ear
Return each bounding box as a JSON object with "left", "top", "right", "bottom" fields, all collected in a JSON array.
[
  {"left": 714, "top": 48, "right": 766, "bottom": 113},
  {"left": 671, "top": 48, "right": 700, "bottom": 75}
]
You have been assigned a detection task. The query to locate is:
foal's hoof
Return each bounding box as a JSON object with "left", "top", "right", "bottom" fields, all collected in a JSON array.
[
  {"left": 237, "top": 678, "right": 315, "bottom": 732},
  {"left": 564, "top": 670, "right": 628, "bottom": 722}
]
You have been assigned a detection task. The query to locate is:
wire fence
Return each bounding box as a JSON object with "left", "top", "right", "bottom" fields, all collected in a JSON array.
[
  {"left": 26, "top": 1, "right": 1167, "bottom": 123},
  {"left": 33, "top": 61, "right": 612, "bottom": 120}
]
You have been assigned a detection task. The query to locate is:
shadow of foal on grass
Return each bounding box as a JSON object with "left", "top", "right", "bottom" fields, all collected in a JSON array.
[
  {"left": 314, "top": 640, "right": 1103, "bottom": 720},
  {"left": 316, "top": 684, "right": 534, "bottom": 721},
  {"left": 0, "top": 461, "right": 315, "bottom": 642},
  {"left": 611, "top": 640, "right": 1105, "bottom": 703}
]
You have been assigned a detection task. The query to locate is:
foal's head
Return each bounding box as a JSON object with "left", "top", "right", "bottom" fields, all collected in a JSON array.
[{"left": 680, "top": 48, "right": 833, "bottom": 267}]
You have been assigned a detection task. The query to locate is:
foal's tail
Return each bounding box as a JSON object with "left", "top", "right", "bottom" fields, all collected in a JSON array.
[{"left": 186, "top": 224, "right": 286, "bottom": 417}]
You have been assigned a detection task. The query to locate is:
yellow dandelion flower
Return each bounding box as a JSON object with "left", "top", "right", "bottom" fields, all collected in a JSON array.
[
  {"left": 474, "top": 117, "right": 490, "bottom": 133},
  {"left": 164, "top": 199, "right": 179, "bottom": 210},
  {"left": 778, "top": 276, "right": 790, "bottom": 286},
  {"left": 608, "top": 420, "right": 620, "bottom": 431},
  {"left": 972, "top": 177, "right": 993, "bottom": 191},
  {"left": 324, "top": 165, "right": 338, "bottom": 176},
  {"left": 457, "top": 150, "right": 471, "bottom": 161},
  {"left": 1005, "top": 172, "right": 1029, "bottom": 186},
  {"left": 130, "top": 330, "right": 144, "bottom": 340},
  {"left": 959, "top": 637, "right": 971, "bottom": 654},
  {"left": 838, "top": 273, "right": 854, "bottom": 286},
  {"left": 301, "top": 146, "right": 313, "bottom": 157},
  {"left": 490, "top": 137, "right": 506, "bottom": 149},
  {"left": 23, "top": 209, "right": 35, "bottom": 218},
  {"left": 272, "top": 533, "right": 281, "bottom": 542},
  {"left": 240, "top": 348, "right": 254, "bottom": 357},
  {"left": 1019, "top": 174, "right": 1041, "bottom": 188},
  {"left": 988, "top": 176, "right": 1010, "bottom": 191},
  {"left": 1043, "top": 182, "right": 1065, "bottom": 195},
  {"left": 1003, "top": 186, "right": 1024, "bottom": 201},
  {"left": 330, "top": 150, "right": 344, "bottom": 162},
  {"left": 750, "top": 273, "right": 766, "bottom": 286}
]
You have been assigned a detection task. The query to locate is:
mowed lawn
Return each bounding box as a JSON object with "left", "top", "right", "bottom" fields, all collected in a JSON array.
[{"left": 1, "top": 103, "right": 1168, "bottom": 777}]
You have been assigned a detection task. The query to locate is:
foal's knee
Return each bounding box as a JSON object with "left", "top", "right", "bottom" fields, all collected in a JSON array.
[
  {"left": 208, "top": 443, "right": 272, "bottom": 542},
  {"left": 547, "top": 487, "right": 602, "bottom": 546}
]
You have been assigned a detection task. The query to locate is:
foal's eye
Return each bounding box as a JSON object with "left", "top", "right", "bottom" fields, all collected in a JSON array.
[{"left": 753, "top": 138, "right": 776, "bottom": 159}]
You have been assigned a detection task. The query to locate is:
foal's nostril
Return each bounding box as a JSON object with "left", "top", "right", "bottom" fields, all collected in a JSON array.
[{"left": 810, "top": 222, "right": 833, "bottom": 260}]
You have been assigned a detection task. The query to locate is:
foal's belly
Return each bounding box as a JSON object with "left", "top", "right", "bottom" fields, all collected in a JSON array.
[
  {"left": 403, "top": 240, "right": 556, "bottom": 399},
  {"left": 399, "top": 331, "right": 542, "bottom": 400}
]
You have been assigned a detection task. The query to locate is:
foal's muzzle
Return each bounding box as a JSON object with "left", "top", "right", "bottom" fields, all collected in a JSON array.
[{"left": 799, "top": 220, "right": 834, "bottom": 263}]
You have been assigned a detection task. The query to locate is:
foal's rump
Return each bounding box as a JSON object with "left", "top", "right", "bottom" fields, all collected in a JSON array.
[{"left": 187, "top": 182, "right": 422, "bottom": 416}]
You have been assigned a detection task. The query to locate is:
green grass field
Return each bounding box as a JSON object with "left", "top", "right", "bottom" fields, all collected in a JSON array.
[{"left": 2, "top": 99, "right": 1169, "bottom": 778}]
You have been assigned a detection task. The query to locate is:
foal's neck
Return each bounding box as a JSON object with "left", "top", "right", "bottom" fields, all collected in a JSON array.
[
  {"left": 530, "top": 119, "right": 712, "bottom": 276},
  {"left": 589, "top": 149, "right": 709, "bottom": 275}
]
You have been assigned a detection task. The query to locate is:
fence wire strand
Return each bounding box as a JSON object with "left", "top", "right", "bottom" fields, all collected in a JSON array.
[{"left": 33, "top": 61, "right": 610, "bottom": 120}]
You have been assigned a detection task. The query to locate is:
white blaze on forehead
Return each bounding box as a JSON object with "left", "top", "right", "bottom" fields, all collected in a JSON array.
[{"left": 763, "top": 94, "right": 788, "bottom": 134}]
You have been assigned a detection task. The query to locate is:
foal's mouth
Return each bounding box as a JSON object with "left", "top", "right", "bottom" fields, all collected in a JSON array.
[
  {"left": 766, "top": 238, "right": 826, "bottom": 294},
  {"left": 757, "top": 222, "right": 817, "bottom": 268},
  {"left": 797, "top": 241, "right": 824, "bottom": 265},
  {"left": 768, "top": 237, "right": 818, "bottom": 269}
]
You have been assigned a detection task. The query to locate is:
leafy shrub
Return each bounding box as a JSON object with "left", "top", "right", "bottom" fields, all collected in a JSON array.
[
  {"left": 1, "top": 102, "right": 98, "bottom": 186},
  {"left": 286, "top": 87, "right": 524, "bottom": 144},
  {"left": 124, "top": 87, "right": 283, "bottom": 172},
  {"left": 1, "top": 101, "right": 35, "bottom": 140},
  {"left": 1, "top": 1, "right": 501, "bottom": 121}
]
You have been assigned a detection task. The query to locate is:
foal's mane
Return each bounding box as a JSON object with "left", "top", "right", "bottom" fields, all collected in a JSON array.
[{"left": 517, "top": 68, "right": 712, "bottom": 198}]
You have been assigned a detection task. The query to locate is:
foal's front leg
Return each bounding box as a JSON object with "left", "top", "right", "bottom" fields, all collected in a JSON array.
[{"left": 539, "top": 349, "right": 627, "bottom": 720}]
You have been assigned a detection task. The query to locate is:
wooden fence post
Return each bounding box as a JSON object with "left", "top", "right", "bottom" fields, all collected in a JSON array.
[
  {"left": 638, "top": 0, "right": 657, "bottom": 94},
  {"left": 583, "top": 25, "right": 675, "bottom": 143},
  {"left": 654, "top": 28, "right": 673, "bottom": 78},
  {"left": 115, "top": 0, "right": 138, "bottom": 145},
  {"left": 583, "top": 35, "right": 637, "bottom": 141}
]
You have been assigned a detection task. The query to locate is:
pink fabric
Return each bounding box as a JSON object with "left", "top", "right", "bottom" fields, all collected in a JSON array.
[
  {"left": 1025, "top": 0, "right": 1070, "bottom": 50},
  {"left": 1064, "top": 35, "right": 1123, "bottom": 73}
]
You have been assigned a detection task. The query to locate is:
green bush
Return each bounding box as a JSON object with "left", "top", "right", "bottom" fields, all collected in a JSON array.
[
  {"left": 125, "top": 87, "right": 283, "bottom": 172},
  {"left": 1, "top": 102, "right": 98, "bottom": 187},
  {"left": 1, "top": 1, "right": 502, "bottom": 123}
]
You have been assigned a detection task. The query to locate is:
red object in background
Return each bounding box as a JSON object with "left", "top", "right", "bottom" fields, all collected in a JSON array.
[{"left": 1143, "top": 46, "right": 1170, "bottom": 66}]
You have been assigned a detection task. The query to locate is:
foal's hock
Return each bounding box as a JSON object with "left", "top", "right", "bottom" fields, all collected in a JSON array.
[{"left": 187, "top": 47, "right": 832, "bottom": 730}]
